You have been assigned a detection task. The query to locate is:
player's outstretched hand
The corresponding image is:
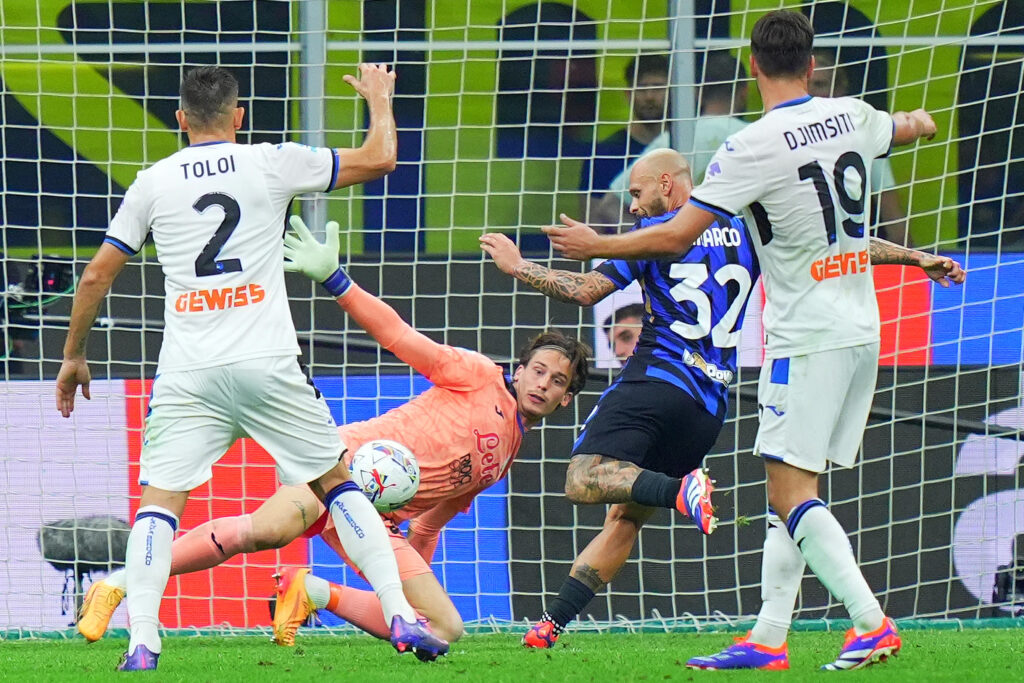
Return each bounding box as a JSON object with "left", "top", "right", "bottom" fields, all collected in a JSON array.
[
  {"left": 56, "top": 358, "right": 91, "bottom": 418},
  {"left": 542, "top": 213, "right": 602, "bottom": 261},
  {"left": 343, "top": 63, "right": 396, "bottom": 105},
  {"left": 283, "top": 216, "right": 341, "bottom": 281},
  {"left": 479, "top": 233, "right": 525, "bottom": 275},
  {"left": 920, "top": 254, "right": 965, "bottom": 287}
]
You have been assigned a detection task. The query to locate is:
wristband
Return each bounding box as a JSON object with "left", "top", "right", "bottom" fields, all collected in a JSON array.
[{"left": 321, "top": 268, "right": 352, "bottom": 297}]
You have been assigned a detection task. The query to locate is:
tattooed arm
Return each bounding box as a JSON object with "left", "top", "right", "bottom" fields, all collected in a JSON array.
[
  {"left": 479, "top": 232, "right": 617, "bottom": 305},
  {"left": 869, "top": 236, "right": 966, "bottom": 287}
]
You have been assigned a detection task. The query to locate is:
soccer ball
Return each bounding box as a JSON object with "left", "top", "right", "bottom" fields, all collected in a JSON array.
[{"left": 348, "top": 439, "right": 420, "bottom": 512}]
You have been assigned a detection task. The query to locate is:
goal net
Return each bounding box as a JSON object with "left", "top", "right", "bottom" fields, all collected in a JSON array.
[{"left": 2, "top": 0, "right": 1022, "bottom": 635}]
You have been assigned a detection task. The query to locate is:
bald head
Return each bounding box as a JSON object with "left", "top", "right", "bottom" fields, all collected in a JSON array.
[{"left": 627, "top": 148, "right": 693, "bottom": 218}]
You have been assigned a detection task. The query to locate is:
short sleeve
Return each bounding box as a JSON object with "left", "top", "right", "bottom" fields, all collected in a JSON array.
[
  {"left": 848, "top": 98, "right": 895, "bottom": 160},
  {"left": 105, "top": 173, "right": 151, "bottom": 254},
  {"left": 252, "top": 142, "right": 337, "bottom": 201},
  {"left": 689, "top": 134, "right": 766, "bottom": 216},
  {"left": 426, "top": 346, "right": 501, "bottom": 391},
  {"left": 594, "top": 259, "right": 638, "bottom": 290},
  {"left": 870, "top": 157, "right": 896, "bottom": 192}
]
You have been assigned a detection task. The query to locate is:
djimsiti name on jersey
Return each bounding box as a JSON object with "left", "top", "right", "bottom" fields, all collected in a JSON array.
[
  {"left": 180, "top": 154, "right": 237, "bottom": 180},
  {"left": 783, "top": 112, "right": 855, "bottom": 150}
]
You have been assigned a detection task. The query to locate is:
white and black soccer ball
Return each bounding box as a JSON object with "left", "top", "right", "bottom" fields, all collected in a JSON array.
[{"left": 348, "top": 439, "right": 420, "bottom": 512}]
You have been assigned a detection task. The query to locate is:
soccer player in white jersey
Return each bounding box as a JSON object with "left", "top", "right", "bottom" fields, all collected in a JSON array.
[
  {"left": 543, "top": 10, "right": 965, "bottom": 672},
  {"left": 56, "top": 65, "right": 446, "bottom": 670}
]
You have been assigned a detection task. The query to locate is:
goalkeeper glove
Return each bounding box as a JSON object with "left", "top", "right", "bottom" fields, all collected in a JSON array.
[{"left": 283, "top": 215, "right": 352, "bottom": 297}]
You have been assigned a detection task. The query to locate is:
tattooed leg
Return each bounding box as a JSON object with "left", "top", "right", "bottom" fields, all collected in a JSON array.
[
  {"left": 250, "top": 485, "right": 323, "bottom": 550},
  {"left": 565, "top": 454, "right": 645, "bottom": 504},
  {"left": 569, "top": 503, "right": 657, "bottom": 590}
]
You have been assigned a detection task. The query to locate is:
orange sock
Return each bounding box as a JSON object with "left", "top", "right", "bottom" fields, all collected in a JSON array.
[{"left": 324, "top": 583, "right": 390, "bottom": 639}]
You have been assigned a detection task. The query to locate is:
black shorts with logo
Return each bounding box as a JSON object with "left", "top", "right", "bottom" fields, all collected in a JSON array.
[{"left": 571, "top": 377, "right": 723, "bottom": 478}]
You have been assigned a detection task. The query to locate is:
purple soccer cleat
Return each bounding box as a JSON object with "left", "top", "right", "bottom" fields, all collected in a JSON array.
[
  {"left": 821, "top": 617, "right": 901, "bottom": 671},
  {"left": 117, "top": 645, "right": 159, "bottom": 672},
  {"left": 390, "top": 615, "right": 449, "bottom": 662},
  {"left": 686, "top": 633, "right": 789, "bottom": 670}
]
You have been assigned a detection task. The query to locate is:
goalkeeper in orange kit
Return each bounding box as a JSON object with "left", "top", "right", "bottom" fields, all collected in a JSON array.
[{"left": 75, "top": 216, "right": 594, "bottom": 654}]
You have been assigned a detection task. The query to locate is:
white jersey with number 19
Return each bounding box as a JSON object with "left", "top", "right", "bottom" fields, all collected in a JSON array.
[
  {"left": 105, "top": 141, "right": 338, "bottom": 372},
  {"left": 690, "top": 95, "right": 894, "bottom": 359}
]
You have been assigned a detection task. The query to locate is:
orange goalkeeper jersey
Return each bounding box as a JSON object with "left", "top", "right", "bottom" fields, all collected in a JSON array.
[
  {"left": 310, "top": 284, "right": 525, "bottom": 561},
  {"left": 337, "top": 344, "right": 524, "bottom": 525}
]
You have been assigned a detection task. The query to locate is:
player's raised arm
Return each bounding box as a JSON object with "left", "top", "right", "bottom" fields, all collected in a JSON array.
[
  {"left": 544, "top": 202, "right": 717, "bottom": 261},
  {"left": 891, "top": 108, "right": 937, "bottom": 147},
  {"left": 331, "top": 63, "right": 398, "bottom": 190},
  {"left": 479, "top": 232, "right": 617, "bottom": 305},
  {"left": 868, "top": 236, "right": 965, "bottom": 287},
  {"left": 282, "top": 216, "right": 443, "bottom": 375}
]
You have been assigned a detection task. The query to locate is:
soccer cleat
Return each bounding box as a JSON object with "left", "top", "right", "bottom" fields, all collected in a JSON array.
[
  {"left": 271, "top": 567, "right": 314, "bottom": 646},
  {"left": 116, "top": 645, "right": 159, "bottom": 671},
  {"left": 390, "top": 615, "right": 449, "bottom": 662},
  {"left": 676, "top": 467, "right": 718, "bottom": 535},
  {"left": 522, "top": 616, "right": 563, "bottom": 648},
  {"left": 686, "top": 632, "right": 790, "bottom": 670},
  {"left": 821, "top": 617, "right": 901, "bottom": 671},
  {"left": 78, "top": 579, "right": 125, "bottom": 642}
]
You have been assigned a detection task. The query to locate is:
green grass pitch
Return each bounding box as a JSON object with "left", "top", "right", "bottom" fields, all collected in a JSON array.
[{"left": 2, "top": 630, "right": 1020, "bottom": 682}]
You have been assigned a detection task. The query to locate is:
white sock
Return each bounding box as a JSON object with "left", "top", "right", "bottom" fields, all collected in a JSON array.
[
  {"left": 326, "top": 485, "right": 415, "bottom": 623},
  {"left": 125, "top": 505, "right": 178, "bottom": 654},
  {"left": 304, "top": 574, "right": 331, "bottom": 610},
  {"left": 105, "top": 568, "right": 128, "bottom": 590},
  {"left": 788, "top": 500, "right": 885, "bottom": 635},
  {"left": 749, "top": 513, "right": 805, "bottom": 648}
]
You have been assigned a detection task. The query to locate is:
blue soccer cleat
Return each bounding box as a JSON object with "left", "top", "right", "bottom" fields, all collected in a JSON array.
[
  {"left": 676, "top": 467, "right": 718, "bottom": 535},
  {"left": 390, "top": 615, "right": 449, "bottom": 662},
  {"left": 821, "top": 617, "right": 901, "bottom": 671},
  {"left": 686, "top": 633, "right": 789, "bottom": 670},
  {"left": 117, "top": 645, "right": 159, "bottom": 671}
]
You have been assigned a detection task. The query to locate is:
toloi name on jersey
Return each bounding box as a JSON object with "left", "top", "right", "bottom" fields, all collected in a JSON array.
[
  {"left": 783, "top": 113, "right": 855, "bottom": 150},
  {"left": 174, "top": 283, "right": 266, "bottom": 313},
  {"left": 810, "top": 249, "right": 869, "bottom": 281},
  {"left": 180, "top": 155, "right": 237, "bottom": 180},
  {"left": 695, "top": 225, "right": 744, "bottom": 248}
]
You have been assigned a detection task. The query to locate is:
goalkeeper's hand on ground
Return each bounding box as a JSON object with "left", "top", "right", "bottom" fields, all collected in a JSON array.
[{"left": 283, "top": 215, "right": 352, "bottom": 297}]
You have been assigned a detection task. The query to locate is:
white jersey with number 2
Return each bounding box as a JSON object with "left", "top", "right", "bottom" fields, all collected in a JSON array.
[
  {"left": 690, "top": 95, "right": 894, "bottom": 359},
  {"left": 105, "top": 141, "right": 338, "bottom": 372}
]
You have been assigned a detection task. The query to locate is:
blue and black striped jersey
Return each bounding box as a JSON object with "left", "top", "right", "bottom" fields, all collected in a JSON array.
[{"left": 595, "top": 208, "right": 760, "bottom": 421}]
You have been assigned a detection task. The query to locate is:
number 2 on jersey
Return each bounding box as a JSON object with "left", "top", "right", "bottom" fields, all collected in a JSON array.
[
  {"left": 193, "top": 192, "right": 242, "bottom": 277},
  {"left": 668, "top": 262, "right": 752, "bottom": 348}
]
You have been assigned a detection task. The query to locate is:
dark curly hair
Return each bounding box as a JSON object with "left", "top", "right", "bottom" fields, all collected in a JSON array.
[{"left": 516, "top": 331, "right": 591, "bottom": 395}]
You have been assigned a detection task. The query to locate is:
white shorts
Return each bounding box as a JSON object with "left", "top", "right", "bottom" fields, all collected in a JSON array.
[
  {"left": 139, "top": 355, "right": 343, "bottom": 491},
  {"left": 753, "top": 343, "right": 879, "bottom": 473}
]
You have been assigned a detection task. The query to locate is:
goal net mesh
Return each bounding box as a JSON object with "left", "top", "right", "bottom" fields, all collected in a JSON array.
[{"left": 1, "top": 0, "right": 1022, "bottom": 634}]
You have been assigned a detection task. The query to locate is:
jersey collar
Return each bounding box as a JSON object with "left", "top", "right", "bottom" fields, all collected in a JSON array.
[
  {"left": 772, "top": 94, "right": 812, "bottom": 110},
  {"left": 189, "top": 140, "right": 231, "bottom": 147},
  {"left": 504, "top": 377, "right": 529, "bottom": 435}
]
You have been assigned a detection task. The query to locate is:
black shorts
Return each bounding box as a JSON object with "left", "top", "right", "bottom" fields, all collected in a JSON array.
[{"left": 571, "top": 378, "right": 723, "bottom": 478}]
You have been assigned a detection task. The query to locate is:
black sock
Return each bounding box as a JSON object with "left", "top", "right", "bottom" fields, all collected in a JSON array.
[
  {"left": 630, "top": 470, "right": 682, "bottom": 508},
  {"left": 544, "top": 576, "right": 596, "bottom": 629}
]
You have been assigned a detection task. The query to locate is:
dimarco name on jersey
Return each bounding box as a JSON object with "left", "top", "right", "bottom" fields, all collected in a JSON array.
[{"left": 782, "top": 112, "right": 855, "bottom": 150}]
